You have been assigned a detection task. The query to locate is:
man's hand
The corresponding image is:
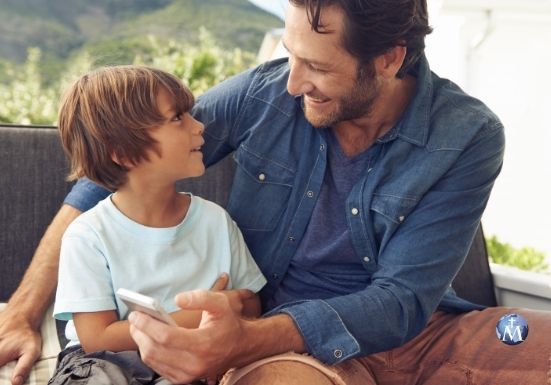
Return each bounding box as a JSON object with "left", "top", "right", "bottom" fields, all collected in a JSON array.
[
  {"left": 0, "top": 308, "right": 42, "bottom": 385},
  {"left": 129, "top": 290, "right": 248, "bottom": 384}
]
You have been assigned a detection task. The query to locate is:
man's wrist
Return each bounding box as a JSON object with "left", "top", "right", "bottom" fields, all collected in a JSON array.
[
  {"left": 6, "top": 290, "right": 53, "bottom": 329},
  {"left": 235, "top": 313, "right": 306, "bottom": 368}
]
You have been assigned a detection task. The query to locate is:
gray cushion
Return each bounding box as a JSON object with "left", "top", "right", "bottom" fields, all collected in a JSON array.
[{"left": 0, "top": 126, "right": 72, "bottom": 301}]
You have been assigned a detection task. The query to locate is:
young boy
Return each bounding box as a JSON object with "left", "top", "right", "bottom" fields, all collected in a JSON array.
[{"left": 48, "top": 65, "right": 266, "bottom": 384}]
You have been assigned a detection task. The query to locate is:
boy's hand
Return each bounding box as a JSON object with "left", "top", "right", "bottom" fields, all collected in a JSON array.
[
  {"left": 210, "top": 273, "right": 256, "bottom": 316},
  {"left": 210, "top": 273, "right": 230, "bottom": 291},
  {"left": 0, "top": 308, "right": 42, "bottom": 385}
]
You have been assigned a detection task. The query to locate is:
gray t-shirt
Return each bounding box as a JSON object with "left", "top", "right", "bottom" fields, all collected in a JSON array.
[{"left": 267, "top": 130, "right": 380, "bottom": 309}]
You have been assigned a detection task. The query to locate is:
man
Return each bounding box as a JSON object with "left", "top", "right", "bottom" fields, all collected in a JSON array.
[{"left": 1, "top": 1, "right": 550, "bottom": 384}]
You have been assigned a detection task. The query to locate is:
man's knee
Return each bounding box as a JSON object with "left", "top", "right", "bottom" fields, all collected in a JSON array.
[{"left": 228, "top": 361, "right": 336, "bottom": 385}]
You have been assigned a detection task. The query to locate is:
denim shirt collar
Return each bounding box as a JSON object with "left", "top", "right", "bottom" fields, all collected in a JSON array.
[{"left": 379, "top": 54, "right": 432, "bottom": 147}]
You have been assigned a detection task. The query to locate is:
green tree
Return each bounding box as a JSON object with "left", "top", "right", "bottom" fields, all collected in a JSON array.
[
  {"left": 0, "top": 48, "right": 58, "bottom": 124},
  {"left": 134, "top": 28, "right": 255, "bottom": 95},
  {"left": 487, "top": 235, "right": 549, "bottom": 273},
  {"left": 0, "top": 28, "right": 256, "bottom": 125}
]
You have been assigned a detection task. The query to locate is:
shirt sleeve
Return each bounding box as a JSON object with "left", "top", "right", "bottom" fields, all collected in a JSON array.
[
  {"left": 64, "top": 177, "right": 111, "bottom": 212},
  {"left": 225, "top": 212, "right": 267, "bottom": 293},
  {"left": 192, "top": 62, "right": 271, "bottom": 167},
  {"left": 53, "top": 220, "right": 117, "bottom": 321}
]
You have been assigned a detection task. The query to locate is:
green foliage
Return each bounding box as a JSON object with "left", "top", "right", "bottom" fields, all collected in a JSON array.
[
  {"left": 135, "top": 28, "right": 256, "bottom": 94},
  {"left": 487, "top": 235, "right": 549, "bottom": 273},
  {"left": 0, "top": 29, "right": 256, "bottom": 125},
  {"left": 0, "top": 48, "right": 58, "bottom": 125}
]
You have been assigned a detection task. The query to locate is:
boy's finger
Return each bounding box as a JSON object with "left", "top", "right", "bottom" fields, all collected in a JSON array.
[{"left": 210, "top": 273, "right": 229, "bottom": 291}]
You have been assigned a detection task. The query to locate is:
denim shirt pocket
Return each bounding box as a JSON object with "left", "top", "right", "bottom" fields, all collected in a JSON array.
[
  {"left": 370, "top": 192, "right": 419, "bottom": 249},
  {"left": 227, "top": 146, "right": 295, "bottom": 231}
]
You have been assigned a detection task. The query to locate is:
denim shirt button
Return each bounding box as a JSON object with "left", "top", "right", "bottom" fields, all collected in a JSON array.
[
  {"left": 367, "top": 168, "right": 373, "bottom": 173},
  {"left": 351, "top": 208, "right": 359, "bottom": 215},
  {"left": 320, "top": 144, "right": 325, "bottom": 151},
  {"left": 258, "top": 173, "right": 266, "bottom": 181},
  {"left": 272, "top": 273, "right": 279, "bottom": 279},
  {"left": 288, "top": 236, "right": 295, "bottom": 242},
  {"left": 399, "top": 215, "right": 405, "bottom": 222},
  {"left": 306, "top": 190, "right": 314, "bottom": 198},
  {"left": 333, "top": 349, "right": 343, "bottom": 359},
  {"left": 363, "top": 256, "right": 370, "bottom": 263}
]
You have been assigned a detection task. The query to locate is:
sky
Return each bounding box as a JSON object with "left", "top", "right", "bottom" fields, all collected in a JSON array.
[{"left": 248, "top": 0, "right": 288, "bottom": 20}]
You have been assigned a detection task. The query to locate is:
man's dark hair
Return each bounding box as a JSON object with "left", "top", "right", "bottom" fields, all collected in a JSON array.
[{"left": 289, "top": 0, "right": 433, "bottom": 78}]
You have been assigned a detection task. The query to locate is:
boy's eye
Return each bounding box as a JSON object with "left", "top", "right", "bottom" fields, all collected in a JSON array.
[{"left": 171, "top": 113, "right": 183, "bottom": 122}]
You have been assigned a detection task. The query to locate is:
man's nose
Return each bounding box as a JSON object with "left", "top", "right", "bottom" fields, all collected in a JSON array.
[{"left": 286, "top": 59, "right": 314, "bottom": 96}]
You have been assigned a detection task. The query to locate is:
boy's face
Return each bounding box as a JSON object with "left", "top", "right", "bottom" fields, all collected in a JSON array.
[{"left": 138, "top": 87, "right": 205, "bottom": 182}]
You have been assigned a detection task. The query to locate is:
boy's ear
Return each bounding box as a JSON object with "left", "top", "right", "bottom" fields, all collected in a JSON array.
[{"left": 111, "top": 152, "right": 134, "bottom": 170}]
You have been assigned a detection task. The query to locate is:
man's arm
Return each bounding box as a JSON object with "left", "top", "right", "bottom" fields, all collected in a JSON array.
[
  {"left": 0, "top": 204, "right": 81, "bottom": 385},
  {"left": 129, "top": 290, "right": 304, "bottom": 384}
]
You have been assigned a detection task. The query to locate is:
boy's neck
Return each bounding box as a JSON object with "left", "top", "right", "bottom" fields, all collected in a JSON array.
[{"left": 111, "top": 185, "right": 191, "bottom": 228}]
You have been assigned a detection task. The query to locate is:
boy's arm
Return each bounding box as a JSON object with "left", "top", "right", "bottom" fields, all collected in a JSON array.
[
  {"left": 74, "top": 311, "right": 138, "bottom": 353},
  {"left": 75, "top": 309, "right": 208, "bottom": 353}
]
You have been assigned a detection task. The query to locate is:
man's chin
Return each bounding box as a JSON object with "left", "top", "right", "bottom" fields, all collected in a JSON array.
[{"left": 304, "top": 110, "right": 336, "bottom": 128}]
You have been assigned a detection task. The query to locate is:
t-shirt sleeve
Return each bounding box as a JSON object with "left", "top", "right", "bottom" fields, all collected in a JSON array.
[
  {"left": 53, "top": 220, "right": 117, "bottom": 321},
  {"left": 225, "top": 213, "right": 267, "bottom": 293}
]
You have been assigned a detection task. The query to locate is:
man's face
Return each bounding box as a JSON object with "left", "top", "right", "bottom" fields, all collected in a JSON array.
[{"left": 283, "top": 4, "right": 380, "bottom": 128}]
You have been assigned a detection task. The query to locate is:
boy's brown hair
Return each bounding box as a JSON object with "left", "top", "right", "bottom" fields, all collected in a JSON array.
[{"left": 58, "top": 65, "right": 194, "bottom": 191}]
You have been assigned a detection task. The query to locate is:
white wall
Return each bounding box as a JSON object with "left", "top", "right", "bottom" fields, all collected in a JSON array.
[{"left": 426, "top": 0, "right": 551, "bottom": 260}]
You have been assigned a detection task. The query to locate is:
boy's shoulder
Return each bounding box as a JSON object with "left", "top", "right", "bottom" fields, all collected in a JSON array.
[
  {"left": 63, "top": 195, "right": 113, "bottom": 238},
  {"left": 187, "top": 194, "right": 234, "bottom": 229},
  {"left": 189, "top": 194, "right": 230, "bottom": 218}
]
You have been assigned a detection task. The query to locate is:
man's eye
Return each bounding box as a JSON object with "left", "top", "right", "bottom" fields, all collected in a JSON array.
[{"left": 308, "top": 64, "right": 325, "bottom": 73}]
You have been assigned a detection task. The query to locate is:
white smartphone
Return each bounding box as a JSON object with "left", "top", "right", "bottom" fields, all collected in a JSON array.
[{"left": 116, "top": 288, "right": 177, "bottom": 326}]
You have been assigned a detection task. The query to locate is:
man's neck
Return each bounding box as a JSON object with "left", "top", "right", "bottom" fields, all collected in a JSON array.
[{"left": 333, "top": 75, "right": 416, "bottom": 157}]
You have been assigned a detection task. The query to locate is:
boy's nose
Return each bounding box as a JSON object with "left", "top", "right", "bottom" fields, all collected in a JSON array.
[{"left": 197, "top": 122, "right": 205, "bottom": 135}]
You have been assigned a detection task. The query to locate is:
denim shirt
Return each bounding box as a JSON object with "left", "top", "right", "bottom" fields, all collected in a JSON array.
[{"left": 65, "top": 56, "right": 505, "bottom": 364}]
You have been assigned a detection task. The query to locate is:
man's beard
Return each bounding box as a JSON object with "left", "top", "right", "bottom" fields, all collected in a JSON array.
[{"left": 304, "top": 67, "right": 380, "bottom": 128}]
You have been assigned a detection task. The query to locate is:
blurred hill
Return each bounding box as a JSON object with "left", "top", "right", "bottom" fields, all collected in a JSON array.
[{"left": 0, "top": 0, "right": 283, "bottom": 64}]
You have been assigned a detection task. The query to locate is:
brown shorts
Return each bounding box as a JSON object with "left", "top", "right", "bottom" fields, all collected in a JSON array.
[{"left": 220, "top": 308, "right": 551, "bottom": 385}]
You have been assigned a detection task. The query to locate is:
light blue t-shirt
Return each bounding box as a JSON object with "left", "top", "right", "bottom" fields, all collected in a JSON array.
[{"left": 54, "top": 194, "right": 266, "bottom": 346}]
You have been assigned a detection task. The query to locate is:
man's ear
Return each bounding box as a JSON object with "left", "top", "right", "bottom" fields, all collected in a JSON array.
[{"left": 374, "top": 45, "right": 407, "bottom": 79}]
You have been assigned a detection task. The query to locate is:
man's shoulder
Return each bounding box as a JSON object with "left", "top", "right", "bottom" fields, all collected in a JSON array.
[
  {"left": 421, "top": 73, "right": 504, "bottom": 151},
  {"left": 431, "top": 74, "right": 502, "bottom": 130}
]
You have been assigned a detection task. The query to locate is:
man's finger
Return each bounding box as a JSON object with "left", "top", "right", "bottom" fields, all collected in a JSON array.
[
  {"left": 11, "top": 350, "right": 39, "bottom": 385},
  {"left": 175, "top": 290, "right": 229, "bottom": 315},
  {"left": 210, "top": 273, "right": 229, "bottom": 291},
  {"left": 128, "top": 311, "right": 175, "bottom": 342}
]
